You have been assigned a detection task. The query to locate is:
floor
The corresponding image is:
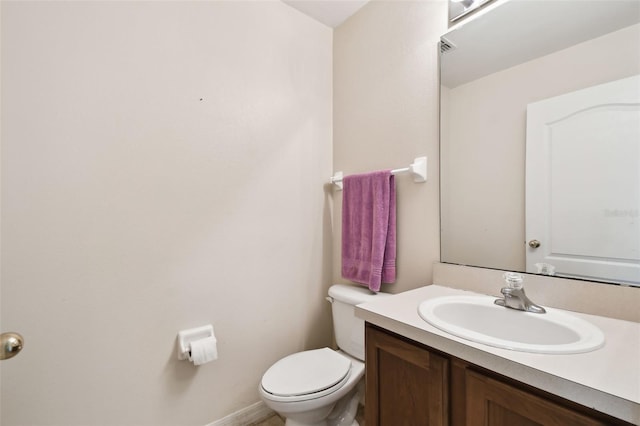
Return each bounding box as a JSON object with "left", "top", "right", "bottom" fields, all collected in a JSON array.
[
  {"left": 251, "top": 414, "right": 285, "bottom": 426},
  {"left": 252, "top": 405, "right": 365, "bottom": 426}
]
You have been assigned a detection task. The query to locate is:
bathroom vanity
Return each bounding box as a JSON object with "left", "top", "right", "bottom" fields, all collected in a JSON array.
[{"left": 356, "top": 285, "right": 640, "bottom": 425}]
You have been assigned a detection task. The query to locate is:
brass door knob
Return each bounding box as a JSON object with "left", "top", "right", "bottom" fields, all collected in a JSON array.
[
  {"left": 528, "top": 240, "right": 541, "bottom": 248},
  {"left": 1, "top": 332, "right": 24, "bottom": 360}
]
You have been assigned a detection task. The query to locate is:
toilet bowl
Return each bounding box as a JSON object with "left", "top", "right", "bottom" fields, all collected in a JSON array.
[
  {"left": 259, "top": 285, "right": 391, "bottom": 426},
  {"left": 259, "top": 349, "right": 363, "bottom": 426}
]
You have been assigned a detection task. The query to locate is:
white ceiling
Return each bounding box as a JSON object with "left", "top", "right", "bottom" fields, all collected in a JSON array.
[{"left": 282, "top": 0, "right": 369, "bottom": 28}]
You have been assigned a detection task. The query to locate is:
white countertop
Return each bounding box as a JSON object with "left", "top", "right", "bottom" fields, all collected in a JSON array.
[{"left": 355, "top": 285, "right": 640, "bottom": 424}]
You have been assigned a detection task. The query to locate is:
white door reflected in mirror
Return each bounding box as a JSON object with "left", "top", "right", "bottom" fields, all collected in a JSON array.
[{"left": 526, "top": 75, "right": 640, "bottom": 285}]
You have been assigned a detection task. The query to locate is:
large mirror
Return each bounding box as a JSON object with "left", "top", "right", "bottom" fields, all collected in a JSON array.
[{"left": 440, "top": 0, "right": 640, "bottom": 286}]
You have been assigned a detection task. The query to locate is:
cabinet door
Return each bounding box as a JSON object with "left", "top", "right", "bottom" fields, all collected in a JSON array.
[
  {"left": 365, "top": 324, "right": 449, "bottom": 426},
  {"left": 466, "top": 370, "right": 608, "bottom": 426}
]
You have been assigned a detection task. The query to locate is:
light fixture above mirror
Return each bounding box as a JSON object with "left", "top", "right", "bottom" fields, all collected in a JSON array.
[{"left": 449, "top": 0, "right": 494, "bottom": 23}]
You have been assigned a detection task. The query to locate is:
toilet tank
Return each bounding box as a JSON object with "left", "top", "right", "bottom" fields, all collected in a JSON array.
[{"left": 328, "top": 284, "right": 392, "bottom": 361}]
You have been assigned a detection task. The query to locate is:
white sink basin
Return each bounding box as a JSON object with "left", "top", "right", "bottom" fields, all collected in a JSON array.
[{"left": 417, "top": 295, "right": 605, "bottom": 354}]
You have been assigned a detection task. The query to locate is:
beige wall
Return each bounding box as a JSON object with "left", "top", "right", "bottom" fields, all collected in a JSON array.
[
  {"left": 441, "top": 23, "right": 640, "bottom": 271},
  {"left": 332, "top": 0, "right": 447, "bottom": 294},
  {"left": 0, "top": 2, "right": 332, "bottom": 425}
]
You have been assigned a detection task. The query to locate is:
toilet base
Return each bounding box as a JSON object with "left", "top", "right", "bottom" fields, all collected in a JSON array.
[{"left": 283, "top": 382, "right": 362, "bottom": 426}]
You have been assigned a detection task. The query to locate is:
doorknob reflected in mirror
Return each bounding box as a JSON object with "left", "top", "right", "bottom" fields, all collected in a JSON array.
[
  {"left": 528, "top": 240, "right": 541, "bottom": 248},
  {"left": 1, "top": 332, "right": 24, "bottom": 360}
]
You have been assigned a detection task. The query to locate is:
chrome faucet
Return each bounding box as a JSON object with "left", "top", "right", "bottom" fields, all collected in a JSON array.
[{"left": 494, "top": 272, "right": 546, "bottom": 314}]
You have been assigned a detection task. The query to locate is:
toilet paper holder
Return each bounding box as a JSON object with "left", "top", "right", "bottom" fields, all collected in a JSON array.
[{"left": 177, "top": 325, "right": 215, "bottom": 361}]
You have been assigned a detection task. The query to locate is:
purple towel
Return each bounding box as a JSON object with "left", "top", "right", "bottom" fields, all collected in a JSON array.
[{"left": 341, "top": 170, "right": 396, "bottom": 292}]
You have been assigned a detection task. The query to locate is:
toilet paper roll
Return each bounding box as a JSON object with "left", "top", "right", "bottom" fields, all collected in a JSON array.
[{"left": 188, "top": 336, "right": 218, "bottom": 366}]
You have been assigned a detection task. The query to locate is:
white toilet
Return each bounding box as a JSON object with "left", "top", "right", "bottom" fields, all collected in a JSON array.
[{"left": 259, "top": 284, "right": 390, "bottom": 426}]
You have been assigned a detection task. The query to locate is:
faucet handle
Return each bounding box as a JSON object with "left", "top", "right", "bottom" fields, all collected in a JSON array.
[{"left": 503, "top": 272, "right": 524, "bottom": 289}]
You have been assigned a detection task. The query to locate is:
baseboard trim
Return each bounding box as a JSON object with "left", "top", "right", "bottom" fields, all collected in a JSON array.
[{"left": 206, "top": 401, "right": 274, "bottom": 426}]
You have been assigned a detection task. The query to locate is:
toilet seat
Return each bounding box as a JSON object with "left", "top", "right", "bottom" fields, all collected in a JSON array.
[{"left": 261, "top": 348, "right": 352, "bottom": 402}]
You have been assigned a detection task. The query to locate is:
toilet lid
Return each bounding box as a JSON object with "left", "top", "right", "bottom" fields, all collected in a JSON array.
[{"left": 261, "top": 348, "right": 351, "bottom": 397}]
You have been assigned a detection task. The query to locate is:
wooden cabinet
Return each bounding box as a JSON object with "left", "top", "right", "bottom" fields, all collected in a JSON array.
[
  {"left": 365, "top": 323, "right": 632, "bottom": 426},
  {"left": 465, "top": 369, "right": 609, "bottom": 426},
  {"left": 365, "top": 323, "right": 449, "bottom": 425}
]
